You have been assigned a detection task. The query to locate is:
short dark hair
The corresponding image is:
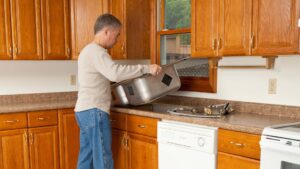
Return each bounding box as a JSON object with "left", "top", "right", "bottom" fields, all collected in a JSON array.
[{"left": 94, "top": 14, "right": 122, "bottom": 34}]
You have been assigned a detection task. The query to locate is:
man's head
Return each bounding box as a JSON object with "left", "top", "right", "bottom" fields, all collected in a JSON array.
[{"left": 94, "top": 14, "right": 122, "bottom": 49}]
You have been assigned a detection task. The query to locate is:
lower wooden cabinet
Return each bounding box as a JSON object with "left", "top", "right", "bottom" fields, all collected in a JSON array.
[
  {"left": 0, "top": 129, "right": 30, "bottom": 169},
  {"left": 0, "top": 110, "right": 59, "bottom": 169},
  {"left": 218, "top": 129, "right": 261, "bottom": 169},
  {"left": 218, "top": 152, "right": 260, "bottom": 169},
  {"left": 58, "top": 108, "right": 80, "bottom": 169},
  {"left": 111, "top": 111, "right": 158, "bottom": 169}
]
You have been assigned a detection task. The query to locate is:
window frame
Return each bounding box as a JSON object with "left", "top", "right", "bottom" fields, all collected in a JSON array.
[{"left": 154, "top": 0, "right": 218, "bottom": 93}]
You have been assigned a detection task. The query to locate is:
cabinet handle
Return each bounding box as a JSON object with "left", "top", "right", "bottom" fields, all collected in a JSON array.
[
  {"left": 110, "top": 119, "right": 117, "bottom": 122},
  {"left": 24, "top": 132, "right": 28, "bottom": 145},
  {"left": 212, "top": 39, "right": 217, "bottom": 50},
  {"left": 122, "top": 137, "right": 128, "bottom": 147},
  {"left": 67, "top": 47, "right": 70, "bottom": 56},
  {"left": 137, "top": 124, "right": 146, "bottom": 128},
  {"left": 9, "top": 46, "right": 12, "bottom": 57},
  {"left": 250, "top": 33, "right": 255, "bottom": 48},
  {"left": 14, "top": 47, "right": 18, "bottom": 54},
  {"left": 29, "top": 133, "right": 34, "bottom": 145},
  {"left": 230, "top": 141, "right": 245, "bottom": 148},
  {"left": 4, "top": 119, "right": 19, "bottom": 123},
  {"left": 121, "top": 43, "right": 126, "bottom": 57},
  {"left": 217, "top": 38, "right": 221, "bottom": 49},
  {"left": 37, "top": 117, "right": 49, "bottom": 121}
]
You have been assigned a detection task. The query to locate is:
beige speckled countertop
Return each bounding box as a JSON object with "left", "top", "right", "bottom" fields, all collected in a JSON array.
[
  {"left": 1, "top": 92, "right": 300, "bottom": 135},
  {"left": 111, "top": 106, "right": 300, "bottom": 135}
]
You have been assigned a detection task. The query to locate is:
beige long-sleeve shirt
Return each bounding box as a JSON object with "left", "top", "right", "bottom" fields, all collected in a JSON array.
[{"left": 75, "top": 43, "right": 150, "bottom": 113}]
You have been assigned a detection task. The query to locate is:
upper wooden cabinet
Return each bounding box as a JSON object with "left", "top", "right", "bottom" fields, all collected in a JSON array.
[
  {"left": 108, "top": 0, "right": 152, "bottom": 59},
  {"left": 0, "top": 0, "right": 12, "bottom": 60},
  {"left": 192, "top": 0, "right": 252, "bottom": 57},
  {"left": 70, "top": 0, "right": 108, "bottom": 59},
  {"left": 41, "top": 0, "right": 70, "bottom": 60},
  {"left": 11, "top": 0, "right": 42, "bottom": 60},
  {"left": 252, "top": 0, "right": 300, "bottom": 55},
  {"left": 0, "top": 0, "right": 70, "bottom": 60},
  {"left": 192, "top": 0, "right": 299, "bottom": 57}
]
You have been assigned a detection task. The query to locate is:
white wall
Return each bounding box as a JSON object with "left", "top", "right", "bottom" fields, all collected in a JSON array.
[
  {"left": 0, "top": 61, "right": 78, "bottom": 95},
  {"left": 174, "top": 55, "right": 300, "bottom": 106}
]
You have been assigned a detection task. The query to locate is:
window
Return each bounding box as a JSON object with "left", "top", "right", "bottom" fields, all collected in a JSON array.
[{"left": 156, "top": 0, "right": 217, "bottom": 92}]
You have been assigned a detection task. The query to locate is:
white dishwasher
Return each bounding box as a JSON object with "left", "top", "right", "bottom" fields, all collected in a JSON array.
[{"left": 157, "top": 120, "right": 218, "bottom": 169}]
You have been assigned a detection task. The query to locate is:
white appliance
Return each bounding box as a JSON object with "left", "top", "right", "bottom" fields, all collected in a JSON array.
[
  {"left": 157, "top": 120, "right": 218, "bottom": 169},
  {"left": 260, "top": 122, "right": 300, "bottom": 169}
]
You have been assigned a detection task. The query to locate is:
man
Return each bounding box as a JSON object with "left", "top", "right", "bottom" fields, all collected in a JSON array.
[{"left": 74, "top": 14, "right": 161, "bottom": 169}]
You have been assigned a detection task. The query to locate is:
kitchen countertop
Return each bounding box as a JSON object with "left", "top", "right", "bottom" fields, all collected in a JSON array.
[
  {"left": 112, "top": 103, "right": 300, "bottom": 135},
  {"left": 1, "top": 92, "right": 300, "bottom": 135}
]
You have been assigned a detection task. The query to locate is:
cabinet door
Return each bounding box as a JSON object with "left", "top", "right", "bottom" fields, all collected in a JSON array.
[
  {"left": 58, "top": 109, "right": 80, "bottom": 169},
  {"left": 252, "top": 0, "right": 300, "bottom": 55},
  {"left": 126, "top": 0, "right": 151, "bottom": 59},
  {"left": 108, "top": 0, "right": 126, "bottom": 59},
  {"left": 218, "top": 0, "right": 252, "bottom": 56},
  {"left": 0, "top": 129, "right": 30, "bottom": 169},
  {"left": 70, "top": 0, "right": 106, "bottom": 59},
  {"left": 127, "top": 133, "right": 158, "bottom": 169},
  {"left": 0, "top": 0, "right": 12, "bottom": 60},
  {"left": 10, "top": 0, "right": 42, "bottom": 60},
  {"left": 218, "top": 152, "right": 259, "bottom": 169},
  {"left": 41, "top": 0, "right": 70, "bottom": 60},
  {"left": 28, "top": 126, "right": 59, "bottom": 169},
  {"left": 191, "top": 0, "right": 218, "bottom": 57},
  {"left": 112, "top": 129, "right": 127, "bottom": 169}
]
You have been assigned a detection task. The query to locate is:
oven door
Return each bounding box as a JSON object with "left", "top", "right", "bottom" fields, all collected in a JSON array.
[{"left": 260, "top": 137, "right": 300, "bottom": 169}]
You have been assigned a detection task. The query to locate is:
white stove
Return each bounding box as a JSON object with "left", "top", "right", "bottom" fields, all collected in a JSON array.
[{"left": 260, "top": 122, "right": 300, "bottom": 169}]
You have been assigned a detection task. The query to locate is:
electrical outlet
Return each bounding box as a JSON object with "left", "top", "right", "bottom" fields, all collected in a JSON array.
[
  {"left": 70, "top": 75, "right": 77, "bottom": 86},
  {"left": 268, "top": 78, "right": 277, "bottom": 94}
]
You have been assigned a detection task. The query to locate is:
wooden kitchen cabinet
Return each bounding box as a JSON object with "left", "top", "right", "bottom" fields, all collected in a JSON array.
[
  {"left": 0, "top": 129, "right": 30, "bottom": 169},
  {"left": 108, "top": 0, "right": 152, "bottom": 59},
  {"left": 252, "top": 0, "right": 300, "bottom": 55},
  {"left": 41, "top": 0, "right": 70, "bottom": 60},
  {"left": 10, "top": 0, "right": 42, "bottom": 60},
  {"left": 28, "top": 126, "right": 60, "bottom": 169},
  {"left": 110, "top": 111, "right": 158, "bottom": 169},
  {"left": 58, "top": 108, "right": 80, "bottom": 169},
  {"left": 0, "top": 0, "right": 12, "bottom": 60},
  {"left": 0, "top": 110, "right": 59, "bottom": 169},
  {"left": 70, "top": 0, "right": 108, "bottom": 59},
  {"left": 191, "top": 0, "right": 252, "bottom": 57},
  {"left": 217, "top": 129, "right": 260, "bottom": 169}
]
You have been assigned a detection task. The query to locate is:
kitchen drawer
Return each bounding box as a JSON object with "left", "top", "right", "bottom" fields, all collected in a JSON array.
[
  {"left": 110, "top": 111, "right": 126, "bottom": 130},
  {"left": 127, "top": 114, "right": 158, "bottom": 138},
  {"left": 218, "top": 129, "right": 261, "bottom": 160},
  {"left": 217, "top": 152, "right": 260, "bottom": 169},
  {"left": 27, "top": 110, "right": 58, "bottom": 127},
  {"left": 0, "top": 113, "right": 27, "bottom": 130}
]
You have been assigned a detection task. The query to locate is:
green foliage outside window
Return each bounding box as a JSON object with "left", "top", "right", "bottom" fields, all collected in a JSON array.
[{"left": 165, "top": 0, "right": 191, "bottom": 29}]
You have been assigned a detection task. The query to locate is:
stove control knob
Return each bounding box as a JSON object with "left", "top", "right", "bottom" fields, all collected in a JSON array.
[{"left": 197, "top": 137, "right": 205, "bottom": 147}]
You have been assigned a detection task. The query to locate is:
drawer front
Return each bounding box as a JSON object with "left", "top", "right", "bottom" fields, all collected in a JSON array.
[
  {"left": 127, "top": 114, "right": 158, "bottom": 138},
  {"left": 110, "top": 111, "right": 126, "bottom": 130},
  {"left": 0, "top": 113, "right": 27, "bottom": 130},
  {"left": 28, "top": 110, "right": 58, "bottom": 127},
  {"left": 218, "top": 129, "right": 261, "bottom": 160},
  {"left": 217, "top": 152, "right": 260, "bottom": 169}
]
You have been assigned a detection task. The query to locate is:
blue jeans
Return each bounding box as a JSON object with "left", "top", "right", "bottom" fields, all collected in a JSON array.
[{"left": 75, "top": 108, "right": 114, "bottom": 169}]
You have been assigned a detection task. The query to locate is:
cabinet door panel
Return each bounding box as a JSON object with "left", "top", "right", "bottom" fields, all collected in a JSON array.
[
  {"left": 0, "top": 129, "right": 29, "bottom": 169},
  {"left": 127, "top": 133, "right": 158, "bottom": 169},
  {"left": 219, "top": 0, "right": 251, "bottom": 56},
  {"left": 70, "top": 0, "right": 105, "bottom": 59},
  {"left": 109, "top": 0, "right": 125, "bottom": 59},
  {"left": 191, "top": 0, "right": 218, "bottom": 57},
  {"left": 218, "top": 152, "right": 259, "bottom": 169},
  {"left": 58, "top": 109, "right": 80, "bottom": 169},
  {"left": 252, "top": 0, "right": 300, "bottom": 55},
  {"left": 11, "top": 0, "right": 42, "bottom": 60},
  {"left": 112, "top": 129, "right": 127, "bottom": 169},
  {"left": 28, "top": 126, "right": 59, "bottom": 169},
  {"left": 0, "top": 0, "right": 12, "bottom": 59},
  {"left": 42, "top": 0, "right": 70, "bottom": 59}
]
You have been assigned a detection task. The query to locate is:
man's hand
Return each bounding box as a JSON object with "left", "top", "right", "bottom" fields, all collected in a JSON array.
[{"left": 149, "top": 64, "right": 162, "bottom": 76}]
